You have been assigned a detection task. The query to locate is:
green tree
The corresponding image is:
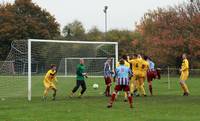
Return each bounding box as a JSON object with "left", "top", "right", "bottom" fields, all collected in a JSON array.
[
  {"left": 0, "top": 0, "right": 60, "bottom": 60},
  {"left": 62, "top": 20, "right": 86, "bottom": 40},
  {"left": 106, "top": 29, "right": 134, "bottom": 56},
  {"left": 86, "top": 26, "right": 103, "bottom": 41}
]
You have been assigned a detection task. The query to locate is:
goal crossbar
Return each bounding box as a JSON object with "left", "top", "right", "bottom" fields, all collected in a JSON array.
[{"left": 29, "top": 39, "right": 118, "bottom": 45}]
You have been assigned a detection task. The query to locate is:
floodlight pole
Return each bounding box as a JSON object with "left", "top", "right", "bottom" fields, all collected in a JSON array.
[{"left": 104, "top": 6, "right": 108, "bottom": 41}]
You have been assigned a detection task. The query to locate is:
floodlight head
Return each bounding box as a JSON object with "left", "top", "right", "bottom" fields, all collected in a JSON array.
[
  {"left": 105, "top": 6, "right": 108, "bottom": 10},
  {"left": 104, "top": 6, "right": 108, "bottom": 13}
]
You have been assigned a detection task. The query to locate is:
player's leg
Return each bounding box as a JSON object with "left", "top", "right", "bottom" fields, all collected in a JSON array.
[
  {"left": 179, "top": 72, "right": 189, "bottom": 96},
  {"left": 43, "top": 82, "right": 50, "bottom": 100},
  {"left": 133, "top": 76, "right": 140, "bottom": 96},
  {"left": 148, "top": 81, "right": 153, "bottom": 96},
  {"left": 124, "top": 86, "right": 133, "bottom": 108},
  {"left": 124, "top": 77, "right": 134, "bottom": 101},
  {"left": 71, "top": 80, "right": 81, "bottom": 97},
  {"left": 124, "top": 92, "right": 128, "bottom": 102},
  {"left": 107, "top": 85, "right": 121, "bottom": 108},
  {"left": 130, "top": 77, "right": 135, "bottom": 96},
  {"left": 105, "top": 77, "right": 112, "bottom": 96},
  {"left": 43, "top": 87, "right": 49, "bottom": 100},
  {"left": 51, "top": 84, "right": 57, "bottom": 100},
  {"left": 79, "top": 80, "right": 87, "bottom": 97},
  {"left": 139, "top": 77, "right": 146, "bottom": 96},
  {"left": 179, "top": 80, "right": 189, "bottom": 96},
  {"left": 147, "top": 71, "right": 153, "bottom": 96}
]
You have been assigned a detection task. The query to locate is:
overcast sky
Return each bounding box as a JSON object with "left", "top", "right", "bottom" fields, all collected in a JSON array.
[{"left": 1, "top": 0, "right": 188, "bottom": 31}]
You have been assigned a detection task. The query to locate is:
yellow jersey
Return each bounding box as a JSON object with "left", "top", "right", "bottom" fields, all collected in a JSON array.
[
  {"left": 128, "top": 58, "right": 140, "bottom": 72},
  {"left": 44, "top": 69, "right": 57, "bottom": 83},
  {"left": 181, "top": 59, "right": 189, "bottom": 72},
  {"left": 138, "top": 59, "right": 149, "bottom": 77}
]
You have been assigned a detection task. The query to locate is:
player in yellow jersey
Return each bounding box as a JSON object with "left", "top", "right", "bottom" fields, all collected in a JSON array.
[
  {"left": 128, "top": 54, "right": 139, "bottom": 96},
  {"left": 43, "top": 64, "right": 58, "bottom": 100},
  {"left": 179, "top": 53, "right": 189, "bottom": 96},
  {"left": 137, "top": 55, "right": 149, "bottom": 96}
]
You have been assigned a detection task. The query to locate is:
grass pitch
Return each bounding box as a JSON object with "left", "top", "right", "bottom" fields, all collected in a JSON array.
[{"left": 0, "top": 76, "right": 200, "bottom": 121}]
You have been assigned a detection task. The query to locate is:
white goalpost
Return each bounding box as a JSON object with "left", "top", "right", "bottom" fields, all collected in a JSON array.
[{"left": 27, "top": 39, "right": 118, "bottom": 101}]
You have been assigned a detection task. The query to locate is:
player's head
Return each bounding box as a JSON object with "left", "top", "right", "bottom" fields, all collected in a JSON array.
[
  {"left": 143, "top": 55, "right": 148, "bottom": 61},
  {"left": 80, "top": 58, "right": 84, "bottom": 64},
  {"left": 137, "top": 54, "right": 142, "bottom": 59},
  {"left": 147, "top": 56, "right": 152, "bottom": 61},
  {"left": 122, "top": 55, "right": 127, "bottom": 61},
  {"left": 132, "top": 54, "right": 137, "bottom": 59},
  {"left": 51, "top": 64, "right": 56, "bottom": 70},
  {"left": 182, "top": 53, "right": 187, "bottom": 59},
  {"left": 107, "top": 56, "right": 111, "bottom": 63},
  {"left": 119, "top": 59, "right": 125, "bottom": 65}
]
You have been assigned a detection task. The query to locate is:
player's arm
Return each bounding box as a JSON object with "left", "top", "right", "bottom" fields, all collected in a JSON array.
[
  {"left": 50, "top": 72, "right": 58, "bottom": 83},
  {"left": 112, "top": 68, "right": 118, "bottom": 82},
  {"left": 127, "top": 56, "right": 133, "bottom": 63},
  {"left": 128, "top": 68, "right": 133, "bottom": 78},
  {"left": 80, "top": 66, "right": 88, "bottom": 78},
  {"left": 181, "top": 60, "right": 189, "bottom": 71},
  {"left": 53, "top": 75, "right": 58, "bottom": 83},
  {"left": 44, "top": 71, "right": 52, "bottom": 82},
  {"left": 103, "top": 63, "right": 107, "bottom": 76}
]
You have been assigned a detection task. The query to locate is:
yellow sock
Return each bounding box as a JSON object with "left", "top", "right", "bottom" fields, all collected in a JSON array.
[
  {"left": 184, "top": 83, "right": 189, "bottom": 93},
  {"left": 180, "top": 83, "right": 186, "bottom": 92},
  {"left": 140, "top": 85, "right": 146, "bottom": 95},
  {"left": 124, "top": 92, "right": 127, "bottom": 99},
  {"left": 44, "top": 90, "right": 48, "bottom": 97},
  {"left": 180, "top": 83, "right": 189, "bottom": 93},
  {"left": 130, "top": 83, "right": 134, "bottom": 94}
]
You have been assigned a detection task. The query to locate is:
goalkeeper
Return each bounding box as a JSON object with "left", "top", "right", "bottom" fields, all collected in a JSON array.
[
  {"left": 43, "top": 64, "right": 58, "bottom": 101},
  {"left": 70, "top": 58, "right": 88, "bottom": 98}
]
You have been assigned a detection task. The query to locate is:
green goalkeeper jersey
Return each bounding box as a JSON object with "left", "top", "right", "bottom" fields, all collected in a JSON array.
[{"left": 76, "top": 64, "right": 86, "bottom": 80}]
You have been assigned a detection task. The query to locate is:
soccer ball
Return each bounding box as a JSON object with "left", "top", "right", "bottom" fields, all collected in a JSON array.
[{"left": 93, "top": 84, "right": 99, "bottom": 89}]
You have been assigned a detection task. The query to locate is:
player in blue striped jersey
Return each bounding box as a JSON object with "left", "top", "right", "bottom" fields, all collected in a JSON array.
[
  {"left": 104, "top": 57, "right": 113, "bottom": 96},
  {"left": 107, "top": 59, "right": 133, "bottom": 108}
]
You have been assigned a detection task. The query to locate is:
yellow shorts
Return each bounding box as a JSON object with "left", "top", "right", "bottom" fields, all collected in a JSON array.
[
  {"left": 129, "top": 77, "right": 134, "bottom": 84},
  {"left": 138, "top": 71, "right": 146, "bottom": 78},
  {"left": 180, "top": 71, "right": 189, "bottom": 81},
  {"left": 44, "top": 82, "right": 56, "bottom": 89},
  {"left": 133, "top": 71, "right": 140, "bottom": 80}
]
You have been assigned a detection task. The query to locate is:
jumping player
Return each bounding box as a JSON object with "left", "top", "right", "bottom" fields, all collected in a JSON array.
[
  {"left": 107, "top": 59, "right": 133, "bottom": 108},
  {"left": 43, "top": 64, "right": 58, "bottom": 101},
  {"left": 127, "top": 54, "right": 139, "bottom": 96},
  {"left": 104, "top": 57, "right": 113, "bottom": 96}
]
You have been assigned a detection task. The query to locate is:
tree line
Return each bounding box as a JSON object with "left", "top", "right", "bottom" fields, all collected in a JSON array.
[{"left": 0, "top": 0, "right": 199, "bottom": 68}]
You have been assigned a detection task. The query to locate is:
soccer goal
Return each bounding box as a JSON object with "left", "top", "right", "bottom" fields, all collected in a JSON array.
[{"left": 0, "top": 39, "right": 118, "bottom": 101}]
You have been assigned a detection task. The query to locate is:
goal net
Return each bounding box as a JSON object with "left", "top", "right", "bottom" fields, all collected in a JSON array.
[
  {"left": 57, "top": 57, "right": 115, "bottom": 77},
  {"left": 0, "top": 39, "right": 118, "bottom": 101}
]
